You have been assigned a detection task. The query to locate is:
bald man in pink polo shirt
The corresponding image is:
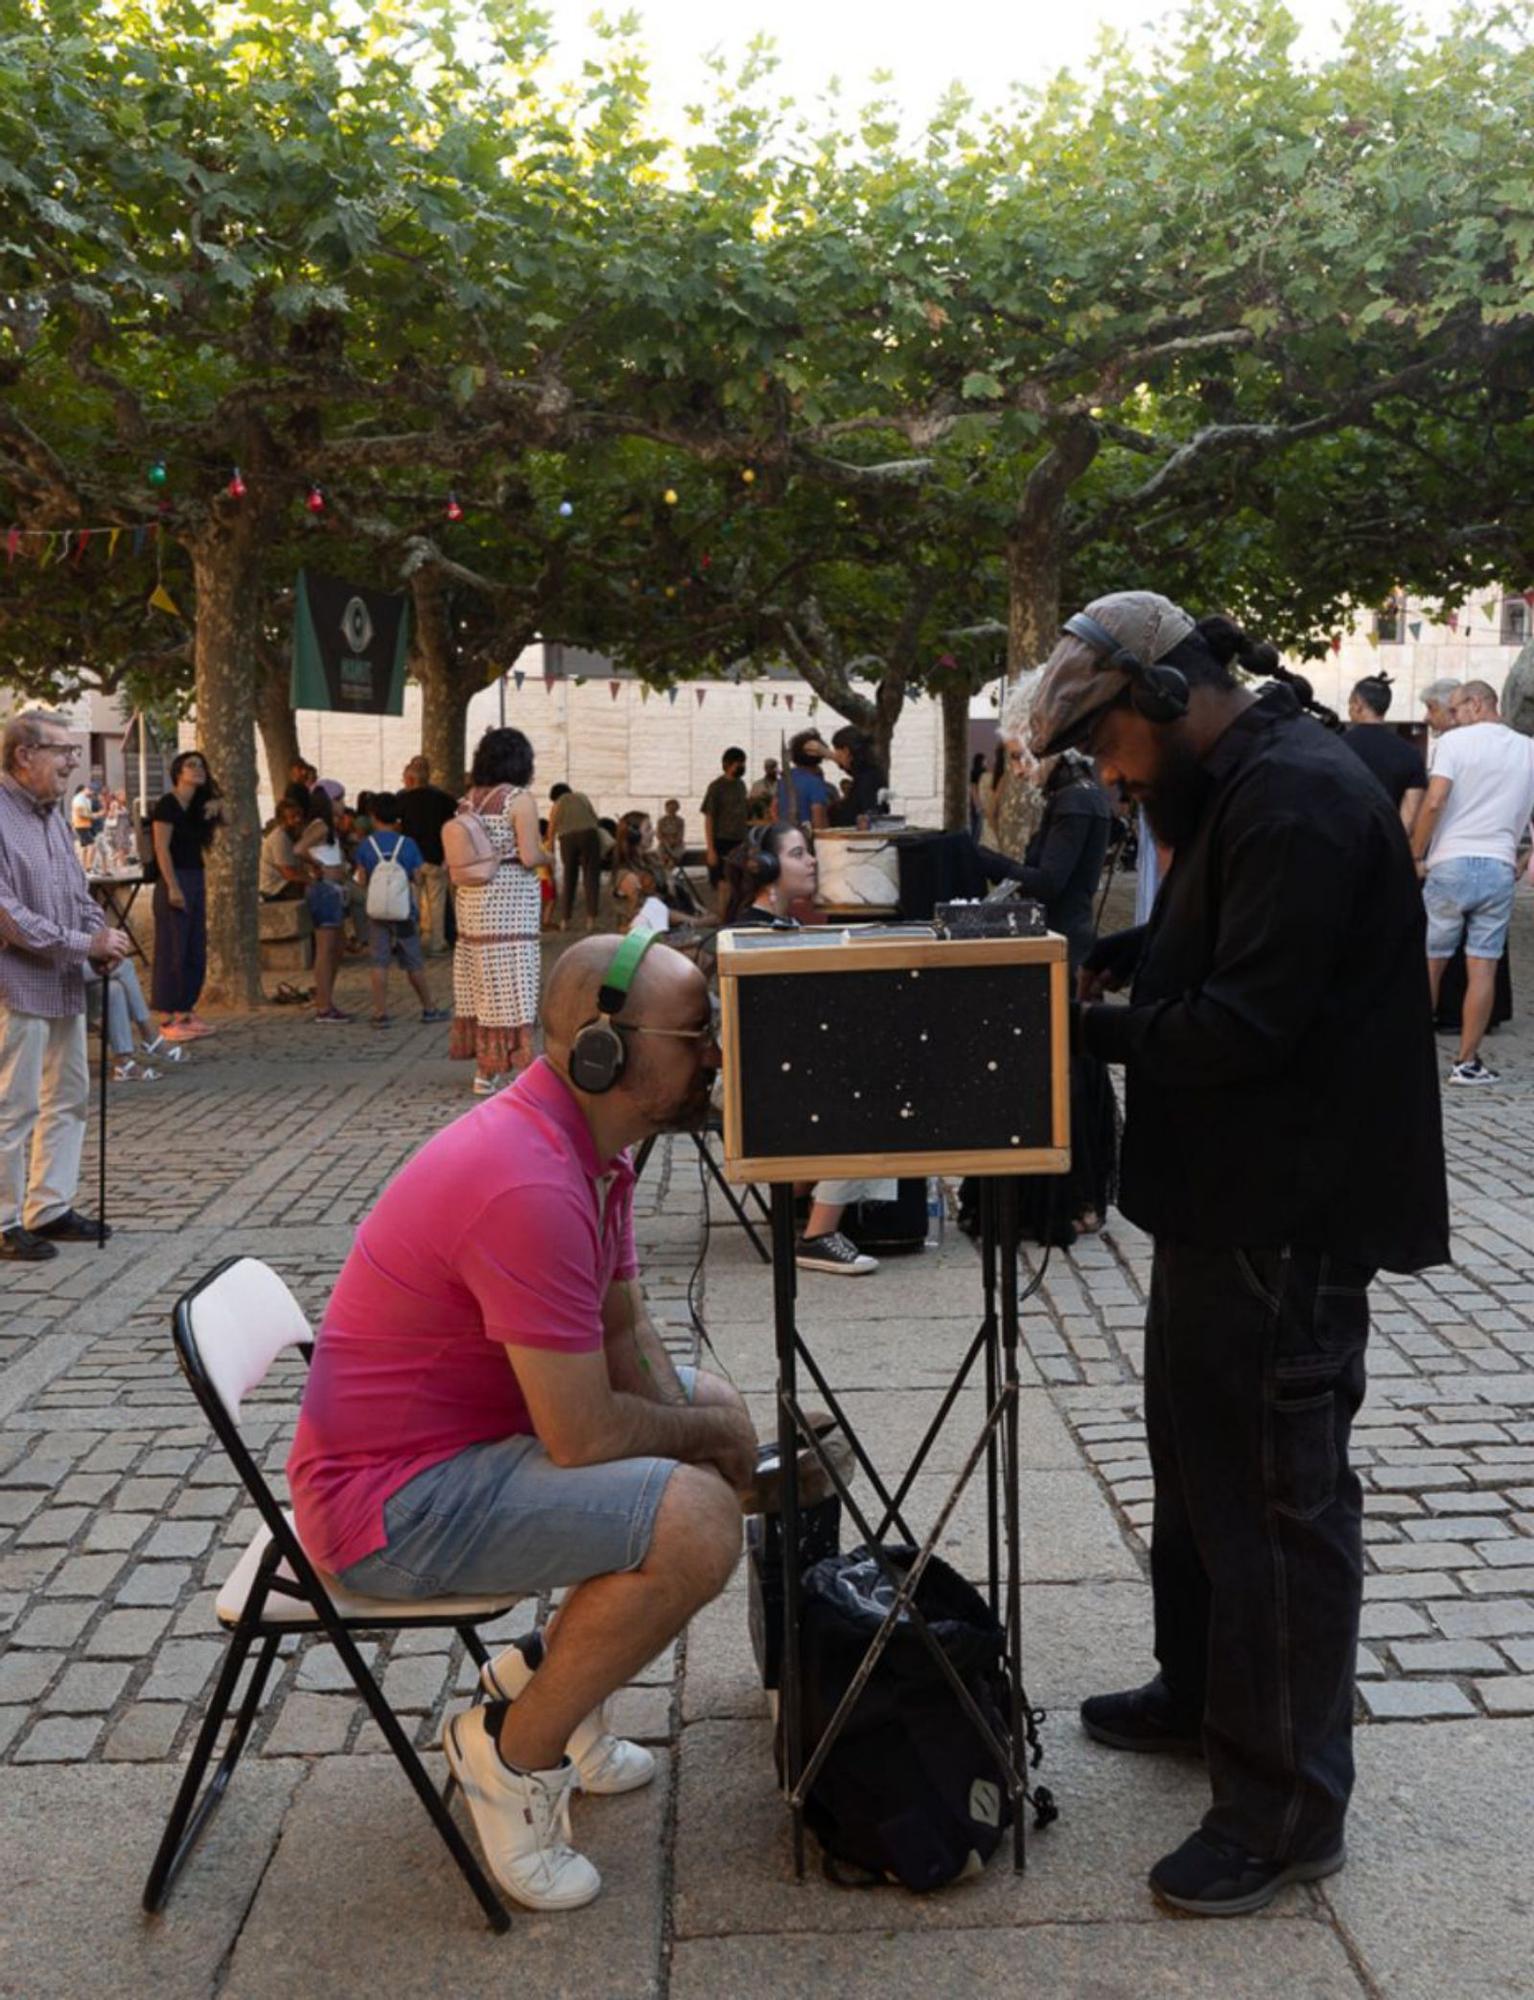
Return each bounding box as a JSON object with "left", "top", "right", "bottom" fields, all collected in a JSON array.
[{"left": 289, "top": 935, "right": 754, "bottom": 1913}]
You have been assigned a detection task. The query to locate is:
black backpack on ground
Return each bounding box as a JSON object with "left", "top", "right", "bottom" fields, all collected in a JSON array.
[{"left": 789, "top": 1544, "right": 1054, "bottom": 1891}]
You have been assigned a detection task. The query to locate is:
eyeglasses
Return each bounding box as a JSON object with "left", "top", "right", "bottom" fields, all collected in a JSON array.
[
  {"left": 615, "top": 1021, "right": 717, "bottom": 1043},
  {"left": 28, "top": 742, "right": 80, "bottom": 761}
]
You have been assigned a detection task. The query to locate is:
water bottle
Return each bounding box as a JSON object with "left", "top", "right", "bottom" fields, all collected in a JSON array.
[{"left": 925, "top": 1176, "right": 946, "bottom": 1249}]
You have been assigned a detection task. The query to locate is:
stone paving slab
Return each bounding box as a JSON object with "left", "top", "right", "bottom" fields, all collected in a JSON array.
[{"left": 668, "top": 1920, "right": 1368, "bottom": 1999}]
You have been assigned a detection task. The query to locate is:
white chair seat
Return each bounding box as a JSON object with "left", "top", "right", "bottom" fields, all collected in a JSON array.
[{"left": 216, "top": 1518, "right": 519, "bottom": 1628}]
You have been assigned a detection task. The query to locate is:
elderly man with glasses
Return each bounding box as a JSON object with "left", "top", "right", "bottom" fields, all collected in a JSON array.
[{"left": 0, "top": 710, "right": 131, "bottom": 1261}]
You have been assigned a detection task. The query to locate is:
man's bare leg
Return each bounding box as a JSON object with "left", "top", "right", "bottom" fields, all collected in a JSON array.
[
  {"left": 1459, "top": 955, "right": 1499, "bottom": 1066},
  {"left": 496, "top": 1463, "right": 739, "bottom": 1771},
  {"left": 1426, "top": 955, "right": 1448, "bottom": 1010}
]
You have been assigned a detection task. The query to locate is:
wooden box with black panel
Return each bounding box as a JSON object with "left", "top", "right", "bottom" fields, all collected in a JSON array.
[{"left": 716, "top": 923, "right": 1071, "bottom": 1184}]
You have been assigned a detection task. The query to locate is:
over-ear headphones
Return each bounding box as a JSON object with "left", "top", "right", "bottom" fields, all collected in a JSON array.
[
  {"left": 1064, "top": 610, "right": 1189, "bottom": 725},
  {"left": 743, "top": 822, "right": 780, "bottom": 885},
  {"left": 569, "top": 930, "right": 659, "bottom": 1094}
]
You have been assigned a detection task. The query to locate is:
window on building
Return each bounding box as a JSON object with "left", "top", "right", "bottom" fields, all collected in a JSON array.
[{"left": 1501, "top": 597, "right": 1530, "bottom": 648}]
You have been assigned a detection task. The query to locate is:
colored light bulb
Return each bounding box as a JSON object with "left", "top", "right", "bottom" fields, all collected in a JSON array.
[
  {"left": 663, "top": 488, "right": 679, "bottom": 506},
  {"left": 306, "top": 485, "right": 325, "bottom": 514},
  {"left": 445, "top": 493, "right": 464, "bottom": 522},
  {"left": 227, "top": 467, "right": 246, "bottom": 499},
  {"left": 741, "top": 467, "right": 756, "bottom": 485},
  {"left": 147, "top": 460, "right": 167, "bottom": 488},
  {"left": 558, "top": 500, "right": 574, "bottom": 518}
]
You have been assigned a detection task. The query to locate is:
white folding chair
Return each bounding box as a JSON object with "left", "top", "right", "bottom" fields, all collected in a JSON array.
[{"left": 143, "top": 1255, "right": 519, "bottom": 1932}]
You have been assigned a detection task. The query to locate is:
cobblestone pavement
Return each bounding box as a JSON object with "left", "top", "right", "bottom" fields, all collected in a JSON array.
[{"left": 2, "top": 898, "right": 1533, "bottom": 1997}]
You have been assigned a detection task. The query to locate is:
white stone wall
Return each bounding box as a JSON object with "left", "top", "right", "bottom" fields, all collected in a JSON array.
[{"left": 225, "top": 648, "right": 954, "bottom": 829}]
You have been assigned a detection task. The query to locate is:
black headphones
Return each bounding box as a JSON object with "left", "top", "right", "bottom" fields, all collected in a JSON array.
[
  {"left": 569, "top": 931, "right": 659, "bottom": 1095},
  {"left": 743, "top": 822, "right": 780, "bottom": 885},
  {"left": 1064, "top": 610, "right": 1190, "bottom": 725}
]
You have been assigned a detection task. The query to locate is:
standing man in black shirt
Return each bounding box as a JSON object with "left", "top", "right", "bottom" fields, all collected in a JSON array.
[
  {"left": 1342, "top": 674, "right": 1428, "bottom": 833},
  {"left": 700, "top": 747, "right": 750, "bottom": 917},
  {"left": 1029, "top": 592, "right": 1448, "bottom": 1918},
  {"left": 397, "top": 756, "right": 458, "bottom": 957}
]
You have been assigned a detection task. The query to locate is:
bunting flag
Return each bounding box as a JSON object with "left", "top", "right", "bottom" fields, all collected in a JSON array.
[
  {"left": 573, "top": 675, "right": 587, "bottom": 687},
  {"left": 1330, "top": 635, "right": 1342, "bottom": 654},
  {"left": 640, "top": 685, "right": 651, "bottom": 703},
  {"left": 1409, "top": 620, "right": 1423, "bottom": 640},
  {"left": 1483, "top": 601, "right": 1499, "bottom": 623},
  {"left": 609, "top": 680, "right": 622, "bottom": 701},
  {"left": 753, "top": 690, "right": 765, "bottom": 709},
  {"left": 808, "top": 698, "right": 818, "bottom": 716},
  {"left": 668, "top": 687, "right": 679, "bottom": 705},
  {"left": 695, "top": 688, "right": 706, "bottom": 707},
  {"left": 1523, "top": 589, "right": 1534, "bottom": 608},
  {"left": 785, "top": 695, "right": 794, "bottom": 710},
  {"left": 148, "top": 582, "right": 184, "bottom": 618},
  {"left": 56, "top": 531, "right": 73, "bottom": 564},
  {"left": 545, "top": 677, "right": 556, "bottom": 693},
  {"left": 771, "top": 693, "right": 779, "bottom": 708},
  {"left": 5, "top": 527, "right": 18, "bottom": 564},
  {"left": 1366, "top": 630, "right": 1380, "bottom": 649},
  {"left": 108, "top": 528, "right": 121, "bottom": 561},
  {"left": 1446, "top": 611, "right": 1459, "bottom": 632},
  {"left": 513, "top": 669, "right": 525, "bottom": 691}
]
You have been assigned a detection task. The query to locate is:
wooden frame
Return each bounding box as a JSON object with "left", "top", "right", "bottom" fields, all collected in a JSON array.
[{"left": 718, "top": 929, "right": 1070, "bottom": 1183}]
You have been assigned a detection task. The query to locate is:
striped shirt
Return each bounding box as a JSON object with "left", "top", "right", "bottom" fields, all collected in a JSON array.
[{"left": 0, "top": 773, "right": 103, "bottom": 1017}]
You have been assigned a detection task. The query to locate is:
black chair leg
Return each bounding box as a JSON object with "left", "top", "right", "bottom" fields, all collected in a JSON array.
[
  {"left": 325, "top": 1620, "right": 511, "bottom": 1933},
  {"left": 143, "top": 1627, "right": 263, "bottom": 1913}
]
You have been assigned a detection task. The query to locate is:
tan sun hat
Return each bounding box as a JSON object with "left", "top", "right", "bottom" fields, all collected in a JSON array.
[{"left": 1028, "top": 591, "right": 1197, "bottom": 757}]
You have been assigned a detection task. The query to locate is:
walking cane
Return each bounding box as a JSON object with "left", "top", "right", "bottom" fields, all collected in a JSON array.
[{"left": 98, "top": 962, "right": 111, "bottom": 1249}]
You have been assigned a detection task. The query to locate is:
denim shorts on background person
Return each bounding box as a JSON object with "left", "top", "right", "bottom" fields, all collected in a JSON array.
[
  {"left": 305, "top": 880, "right": 347, "bottom": 931},
  {"left": 337, "top": 1366, "right": 698, "bottom": 1601},
  {"left": 1423, "top": 856, "right": 1516, "bottom": 960},
  {"left": 368, "top": 916, "right": 425, "bottom": 971}
]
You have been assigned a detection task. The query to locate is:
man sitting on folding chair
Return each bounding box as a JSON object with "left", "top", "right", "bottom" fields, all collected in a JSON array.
[{"left": 288, "top": 933, "right": 755, "bottom": 1912}]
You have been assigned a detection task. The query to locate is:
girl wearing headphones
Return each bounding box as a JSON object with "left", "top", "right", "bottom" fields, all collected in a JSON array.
[{"left": 721, "top": 823, "right": 885, "bottom": 1276}]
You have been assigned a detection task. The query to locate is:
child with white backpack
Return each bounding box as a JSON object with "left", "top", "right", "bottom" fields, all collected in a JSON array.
[{"left": 353, "top": 792, "right": 452, "bottom": 1030}]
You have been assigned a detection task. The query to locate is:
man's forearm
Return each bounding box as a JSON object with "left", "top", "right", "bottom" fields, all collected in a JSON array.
[{"left": 560, "top": 1392, "right": 740, "bottom": 1471}]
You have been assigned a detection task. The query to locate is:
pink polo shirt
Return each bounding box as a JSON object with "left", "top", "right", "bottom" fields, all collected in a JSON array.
[{"left": 287, "top": 1059, "right": 638, "bottom": 1573}]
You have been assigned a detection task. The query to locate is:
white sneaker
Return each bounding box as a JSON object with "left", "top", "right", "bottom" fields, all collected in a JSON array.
[
  {"left": 471, "top": 1072, "right": 505, "bottom": 1097},
  {"left": 480, "top": 1637, "right": 656, "bottom": 1795},
  {"left": 442, "top": 1709, "right": 601, "bottom": 1911}
]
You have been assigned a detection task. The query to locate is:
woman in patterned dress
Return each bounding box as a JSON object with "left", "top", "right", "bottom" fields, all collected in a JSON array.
[{"left": 449, "top": 729, "right": 548, "bottom": 1095}]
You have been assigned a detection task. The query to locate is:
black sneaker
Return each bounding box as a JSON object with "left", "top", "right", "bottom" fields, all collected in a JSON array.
[
  {"left": 0, "top": 1226, "right": 58, "bottom": 1262},
  {"left": 1080, "top": 1676, "right": 1202, "bottom": 1754},
  {"left": 32, "top": 1209, "right": 110, "bottom": 1243},
  {"left": 1149, "top": 1827, "right": 1345, "bottom": 1916},
  {"left": 1448, "top": 1055, "right": 1498, "bottom": 1087},
  {"left": 794, "top": 1230, "right": 878, "bottom": 1276}
]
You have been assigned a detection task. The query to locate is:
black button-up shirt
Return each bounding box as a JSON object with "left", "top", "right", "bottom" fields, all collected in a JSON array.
[{"left": 1082, "top": 687, "right": 1449, "bottom": 1273}]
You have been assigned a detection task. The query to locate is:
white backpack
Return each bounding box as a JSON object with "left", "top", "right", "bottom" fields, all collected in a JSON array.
[{"left": 364, "top": 833, "right": 413, "bottom": 922}]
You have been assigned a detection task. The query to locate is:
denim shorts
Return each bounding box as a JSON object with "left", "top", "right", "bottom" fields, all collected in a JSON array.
[
  {"left": 338, "top": 1367, "right": 696, "bottom": 1601},
  {"left": 368, "top": 916, "right": 424, "bottom": 970},
  {"left": 306, "top": 880, "right": 347, "bottom": 931},
  {"left": 1423, "top": 856, "right": 1516, "bottom": 959}
]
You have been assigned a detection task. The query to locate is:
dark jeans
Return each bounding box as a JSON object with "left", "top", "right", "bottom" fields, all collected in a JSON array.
[
  {"left": 151, "top": 870, "right": 207, "bottom": 1015},
  {"left": 558, "top": 828, "right": 603, "bottom": 920},
  {"left": 1145, "top": 1240, "right": 1372, "bottom": 1862}
]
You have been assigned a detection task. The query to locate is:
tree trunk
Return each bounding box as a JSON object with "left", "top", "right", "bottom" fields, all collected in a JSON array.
[
  {"left": 255, "top": 640, "right": 301, "bottom": 804},
  {"left": 190, "top": 529, "right": 264, "bottom": 1006},
  {"left": 1005, "top": 417, "right": 1100, "bottom": 675},
  {"left": 410, "top": 567, "right": 479, "bottom": 791},
  {"left": 939, "top": 678, "right": 972, "bottom": 830}
]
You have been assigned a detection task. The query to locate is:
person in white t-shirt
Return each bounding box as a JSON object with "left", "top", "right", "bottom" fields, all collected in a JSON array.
[{"left": 1411, "top": 681, "right": 1534, "bottom": 1085}]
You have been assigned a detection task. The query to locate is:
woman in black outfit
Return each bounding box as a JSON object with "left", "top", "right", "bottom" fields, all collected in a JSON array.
[
  {"left": 827, "top": 725, "right": 889, "bottom": 825},
  {"left": 150, "top": 750, "right": 222, "bottom": 1039},
  {"left": 972, "top": 712, "right": 1119, "bottom": 1244}
]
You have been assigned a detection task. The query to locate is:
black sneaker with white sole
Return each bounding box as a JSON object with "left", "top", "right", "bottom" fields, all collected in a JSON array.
[
  {"left": 794, "top": 1230, "right": 878, "bottom": 1276},
  {"left": 1448, "top": 1055, "right": 1498, "bottom": 1086}
]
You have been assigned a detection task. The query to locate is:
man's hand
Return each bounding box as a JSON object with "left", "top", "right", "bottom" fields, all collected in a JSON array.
[
  {"left": 701, "top": 1406, "right": 759, "bottom": 1494},
  {"left": 1077, "top": 926, "right": 1144, "bottom": 1001},
  {"left": 87, "top": 927, "right": 132, "bottom": 966}
]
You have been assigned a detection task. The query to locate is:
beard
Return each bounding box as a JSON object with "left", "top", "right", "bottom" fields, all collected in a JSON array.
[
  {"left": 1137, "top": 737, "right": 1216, "bottom": 852},
  {"left": 637, "top": 1065, "right": 719, "bottom": 1134}
]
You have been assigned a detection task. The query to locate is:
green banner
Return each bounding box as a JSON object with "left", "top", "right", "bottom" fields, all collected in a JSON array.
[{"left": 290, "top": 569, "right": 409, "bottom": 715}]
